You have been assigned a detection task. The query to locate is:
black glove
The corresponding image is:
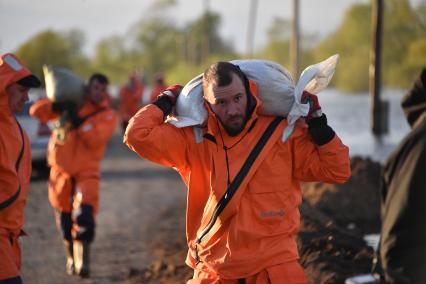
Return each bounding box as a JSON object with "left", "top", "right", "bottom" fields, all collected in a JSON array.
[
  {"left": 152, "top": 84, "right": 183, "bottom": 117},
  {"left": 308, "top": 114, "right": 335, "bottom": 146},
  {"left": 68, "top": 107, "right": 84, "bottom": 129},
  {"left": 52, "top": 101, "right": 78, "bottom": 114}
]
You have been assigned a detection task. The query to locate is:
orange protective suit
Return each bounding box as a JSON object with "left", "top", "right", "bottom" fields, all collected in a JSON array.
[
  {"left": 0, "top": 54, "right": 33, "bottom": 281},
  {"left": 124, "top": 84, "right": 351, "bottom": 283},
  {"left": 30, "top": 97, "right": 118, "bottom": 241},
  {"left": 119, "top": 80, "right": 144, "bottom": 123}
]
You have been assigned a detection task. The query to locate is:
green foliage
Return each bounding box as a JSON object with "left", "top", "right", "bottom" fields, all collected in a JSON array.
[
  {"left": 15, "top": 29, "right": 90, "bottom": 84},
  {"left": 312, "top": 0, "right": 426, "bottom": 92}
]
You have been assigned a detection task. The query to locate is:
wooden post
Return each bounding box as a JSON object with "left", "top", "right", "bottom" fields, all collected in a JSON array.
[
  {"left": 290, "top": 0, "right": 300, "bottom": 81},
  {"left": 203, "top": 0, "right": 210, "bottom": 62},
  {"left": 246, "top": 0, "right": 258, "bottom": 58},
  {"left": 370, "top": 0, "right": 388, "bottom": 135}
]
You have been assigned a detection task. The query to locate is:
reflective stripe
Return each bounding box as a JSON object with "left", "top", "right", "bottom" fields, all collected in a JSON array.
[{"left": 0, "top": 121, "right": 25, "bottom": 210}]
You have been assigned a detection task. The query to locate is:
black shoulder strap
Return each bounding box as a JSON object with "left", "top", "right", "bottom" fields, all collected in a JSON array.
[
  {"left": 81, "top": 107, "right": 108, "bottom": 123},
  {"left": 0, "top": 121, "right": 25, "bottom": 210},
  {"left": 196, "top": 116, "right": 284, "bottom": 244}
]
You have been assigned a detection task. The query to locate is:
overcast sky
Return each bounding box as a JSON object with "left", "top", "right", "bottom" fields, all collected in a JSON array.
[{"left": 0, "top": 0, "right": 420, "bottom": 56}]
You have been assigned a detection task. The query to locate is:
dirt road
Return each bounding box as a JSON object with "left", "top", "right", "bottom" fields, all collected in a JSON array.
[{"left": 21, "top": 133, "right": 187, "bottom": 284}]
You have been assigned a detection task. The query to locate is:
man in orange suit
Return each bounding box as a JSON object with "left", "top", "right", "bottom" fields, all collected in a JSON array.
[
  {"left": 0, "top": 53, "right": 41, "bottom": 284},
  {"left": 30, "top": 73, "right": 118, "bottom": 278}
]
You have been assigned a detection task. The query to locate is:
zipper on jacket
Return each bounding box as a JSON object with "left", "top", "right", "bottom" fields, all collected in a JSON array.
[{"left": 194, "top": 117, "right": 283, "bottom": 263}]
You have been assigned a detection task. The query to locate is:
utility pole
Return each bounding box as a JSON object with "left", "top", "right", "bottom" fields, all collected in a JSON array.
[
  {"left": 290, "top": 0, "right": 300, "bottom": 81},
  {"left": 370, "top": 0, "right": 388, "bottom": 136},
  {"left": 202, "top": 0, "right": 210, "bottom": 62},
  {"left": 246, "top": 0, "right": 258, "bottom": 58}
]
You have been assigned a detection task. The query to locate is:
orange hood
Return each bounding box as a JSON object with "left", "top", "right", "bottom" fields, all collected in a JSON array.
[{"left": 0, "top": 53, "right": 36, "bottom": 110}]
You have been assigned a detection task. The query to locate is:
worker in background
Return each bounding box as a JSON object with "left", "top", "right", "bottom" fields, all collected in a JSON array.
[
  {"left": 148, "top": 73, "right": 167, "bottom": 103},
  {"left": 124, "top": 61, "right": 351, "bottom": 283},
  {"left": 119, "top": 71, "right": 144, "bottom": 133},
  {"left": 375, "top": 68, "right": 426, "bottom": 283},
  {"left": 30, "top": 73, "right": 118, "bottom": 278},
  {"left": 0, "top": 53, "right": 41, "bottom": 284}
]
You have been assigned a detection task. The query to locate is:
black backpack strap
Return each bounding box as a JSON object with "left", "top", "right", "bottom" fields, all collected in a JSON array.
[
  {"left": 0, "top": 121, "right": 25, "bottom": 210},
  {"left": 196, "top": 116, "right": 284, "bottom": 244}
]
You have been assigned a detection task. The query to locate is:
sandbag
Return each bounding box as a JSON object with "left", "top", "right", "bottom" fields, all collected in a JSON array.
[
  {"left": 43, "top": 65, "right": 86, "bottom": 105},
  {"left": 168, "top": 54, "right": 339, "bottom": 141}
]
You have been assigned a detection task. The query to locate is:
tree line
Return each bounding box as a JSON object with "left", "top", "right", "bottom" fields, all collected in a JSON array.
[{"left": 15, "top": 0, "right": 425, "bottom": 92}]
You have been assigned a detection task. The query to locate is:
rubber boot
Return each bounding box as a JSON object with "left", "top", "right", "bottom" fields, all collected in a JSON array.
[
  {"left": 73, "top": 241, "right": 90, "bottom": 278},
  {"left": 63, "top": 240, "right": 75, "bottom": 275}
]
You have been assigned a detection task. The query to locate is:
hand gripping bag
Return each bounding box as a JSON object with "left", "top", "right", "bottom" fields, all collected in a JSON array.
[
  {"left": 168, "top": 54, "right": 339, "bottom": 141},
  {"left": 43, "top": 65, "right": 86, "bottom": 106}
]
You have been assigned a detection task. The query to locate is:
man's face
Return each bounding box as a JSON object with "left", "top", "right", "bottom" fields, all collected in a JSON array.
[
  {"left": 88, "top": 79, "right": 107, "bottom": 104},
  {"left": 204, "top": 73, "right": 248, "bottom": 136},
  {"left": 6, "top": 83, "right": 29, "bottom": 113}
]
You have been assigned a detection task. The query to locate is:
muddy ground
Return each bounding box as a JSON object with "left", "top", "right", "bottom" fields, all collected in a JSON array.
[{"left": 21, "top": 133, "right": 382, "bottom": 284}]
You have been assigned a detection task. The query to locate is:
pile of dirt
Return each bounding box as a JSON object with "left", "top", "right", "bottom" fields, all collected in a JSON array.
[
  {"left": 302, "top": 156, "right": 382, "bottom": 234},
  {"left": 125, "top": 156, "right": 382, "bottom": 283}
]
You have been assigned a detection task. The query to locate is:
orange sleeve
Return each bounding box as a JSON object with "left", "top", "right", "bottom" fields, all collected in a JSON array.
[
  {"left": 291, "top": 126, "right": 351, "bottom": 184},
  {"left": 0, "top": 134, "right": 20, "bottom": 209},
  {"left": 123, "top": 104, "right": 190, "bottom": 169},
  {"left": 78, "top": 109, "right": 118, "bottom": 149},
  {"left": 29, "top": 98, "right": 59, "bottom": 123}
]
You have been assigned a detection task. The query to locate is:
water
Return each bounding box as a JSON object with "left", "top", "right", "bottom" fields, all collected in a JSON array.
[{"left": 319, "top": 88, "right": 411, "bottom": 163}]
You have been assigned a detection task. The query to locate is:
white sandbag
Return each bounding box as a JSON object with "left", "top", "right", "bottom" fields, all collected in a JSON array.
[
  {"left": 168, "top": 54, "right": 339, "bottom": 141},
  {"left": 43, "top": 65, "right": 86, "bottom": 105}
]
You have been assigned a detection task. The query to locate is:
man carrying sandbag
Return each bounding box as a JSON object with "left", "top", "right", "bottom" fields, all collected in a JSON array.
[
  {"left": 124, "top": 61, "right": 350, "bottom": 283},
  {"left": 119, "top": 71, "right": 144, "bottom": 133},
  {"left": 30, "top": 72, "right": 118, "bottom": 278},
  {"left": 0, "top": 53, "right": 41, "bottom": 284}
]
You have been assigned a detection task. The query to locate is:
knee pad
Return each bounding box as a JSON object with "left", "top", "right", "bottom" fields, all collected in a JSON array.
[
  {"left": 73, "top": 204, "right": 96, "bottom": 242},
  {"left": 0, "top": 276, "right": 23, "bottom": 284},
  {"left": 59, "top": 212, "right": 73, "bottom": 242}
]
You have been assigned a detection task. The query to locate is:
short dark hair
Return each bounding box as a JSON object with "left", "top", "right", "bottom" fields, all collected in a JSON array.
[
  {"left": 203, "top": 62, "right": 250, "bottom": 93},
  {"left": 89, "top": 73, "right": 109, "bottom": 85}
]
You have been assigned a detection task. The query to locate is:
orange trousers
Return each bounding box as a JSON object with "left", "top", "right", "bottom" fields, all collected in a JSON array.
[
  {"left": 48, "top": 167, "right": 99, "bottom": 242},
  {"left": 188, "top": 261, "right": 307, "bottom": 284},
  {"left": 0, "top": 229, "right": 21, "bottom": 281}
]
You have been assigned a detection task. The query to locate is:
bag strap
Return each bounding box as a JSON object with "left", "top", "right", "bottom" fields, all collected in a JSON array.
[
  {"left": 196, "top": 116, "right": 284, "bottom": 244},
  {"left": 0, "top": 121, "right": 25, "bottom": 210}
]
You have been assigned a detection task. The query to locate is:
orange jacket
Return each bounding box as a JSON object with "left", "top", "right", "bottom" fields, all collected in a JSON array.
[
  {"left": 149, "top": 82, "right": 167, "bottom": 103},
  {"left": 30, "top": 98, "right": 118, "bottom": 175},
  {"left": 119, "top": 81, "right": 144, "bottom": 121},
  {"left": 124, "top": 87, "right": 350, "bottom": 280},
  {"left": 0, "top": 54, "right": 32, "bottom": 233}
]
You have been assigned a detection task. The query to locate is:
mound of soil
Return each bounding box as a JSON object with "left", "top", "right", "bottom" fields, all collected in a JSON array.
[{"left": 125, "top": 156, "right": 381, "bottom": 284}]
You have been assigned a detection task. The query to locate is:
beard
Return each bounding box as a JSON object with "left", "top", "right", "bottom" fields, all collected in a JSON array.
[{"left": 220, "top": 115, "right": 246, "bottom": 136}]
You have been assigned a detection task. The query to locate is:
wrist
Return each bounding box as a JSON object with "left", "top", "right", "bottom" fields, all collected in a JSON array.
[
  {"left": 308, "top": 114, "right": 335, "bottom": 145},
  {"left": 152, "top": 95, "right": 173, "bottom": 118}
]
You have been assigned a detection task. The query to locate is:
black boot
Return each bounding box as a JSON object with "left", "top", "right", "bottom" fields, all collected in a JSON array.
[
  {"left": 73, "top": 241, "right": 90, "bottom": 278},
  {"left": 63, "top": 240, "right": 75, "bottom": 275}
]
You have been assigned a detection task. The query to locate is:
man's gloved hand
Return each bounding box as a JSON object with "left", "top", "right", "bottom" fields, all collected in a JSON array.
[
  {"left": 301, "top": 91, "right": 322, "bottom": 122},
  {"left": 52, "top": 101, "right": 78, "bottom": 114},
  {"left": 158, "top": 84, "right": 183, "bottom": 105},
  {"left": 69, "top": 111, "right": 84, "bottom": 129},
  {"left": 153, "top": 84, "right": 183, "bottom": 118},
  {"left": 301, "top": 91, "right": 335, "bottom": 146}
]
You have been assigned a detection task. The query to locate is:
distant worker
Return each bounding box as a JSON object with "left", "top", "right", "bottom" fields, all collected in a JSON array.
[
  {"left": 0, "top": 53, "right": 41, "bottom": 284},
  {"left": 125, "top": 61, "right": 351, "bottom": 283},
  {"left": 30, "top": 73, "right": 118, "bottom": 278},
  {"left": 376, "top": 68, "right": 426, "bottom": 283},
  {"left": 119, "top": 72, "right": 144, "bottom": 133},
  {"left": 149, "top": 73, "right": 167, "bottom": 103}
]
